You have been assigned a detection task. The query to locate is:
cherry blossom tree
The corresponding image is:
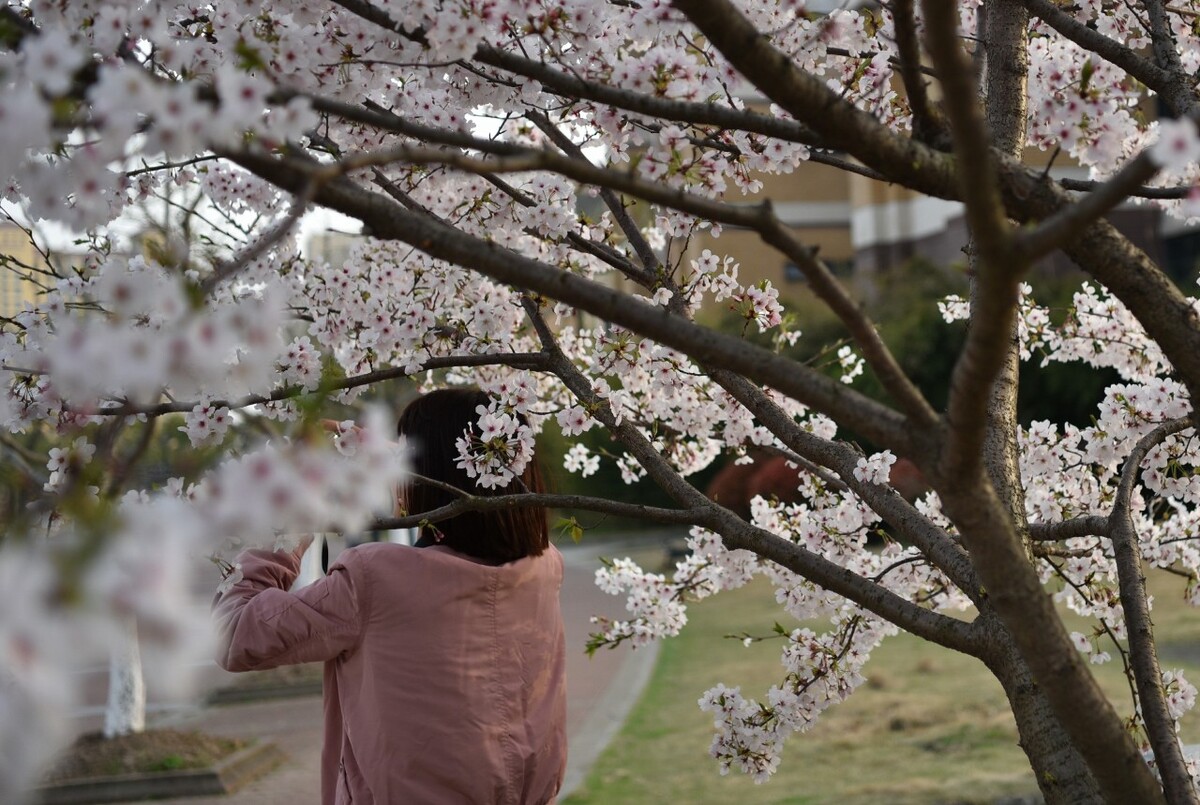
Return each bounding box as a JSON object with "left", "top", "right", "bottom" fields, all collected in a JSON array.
[{"left": 3, "top": 0, "right": 1200, "bottom": 802}]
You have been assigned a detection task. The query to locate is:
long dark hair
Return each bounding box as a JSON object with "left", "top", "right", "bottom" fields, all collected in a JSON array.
[{"left": 397, "top": 388, "right": 549, "bottom": 563}]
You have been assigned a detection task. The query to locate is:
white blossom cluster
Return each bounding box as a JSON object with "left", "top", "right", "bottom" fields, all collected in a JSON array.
[
  {"left": 0, "top": 409, "right": 403, "bottom": 799},
  {"left": 454, "top": 402, "right": 537, "bottom": 489},
  {"left": 591, "top": 482, "right": 969, "bottom": 780},
  {"left": 697, "top": 613, "right": 895, "bottom": 782},
  {"left": 193, "top": 408, "right": 407, "bottom": 553},
  {"left": 297, "top": 239, "right": 528, "bottom": 378},
  {"left": 2, "top": 253, "right": 289, "bottom": 421}
]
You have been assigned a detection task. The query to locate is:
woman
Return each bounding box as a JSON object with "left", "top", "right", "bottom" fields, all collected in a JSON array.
[{"left": 213, "top": 389, "right": 567, "bottom": 804}]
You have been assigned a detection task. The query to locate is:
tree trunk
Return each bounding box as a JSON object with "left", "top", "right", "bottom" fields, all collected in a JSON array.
[
  {"left": 978, "top": 0, "right": 1029, "bottom": 532},
  {"left": 103, "top": 618, "right": 145, "bottom": 738},
  {"left": 982, "top": 620, "right": 1103, "bottom": 803},
  {"left": 973, "top": 6, "right": 1102, "bottom": 802}
]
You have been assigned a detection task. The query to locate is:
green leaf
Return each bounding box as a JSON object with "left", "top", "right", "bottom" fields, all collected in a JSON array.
[
  {"left": 234, "top": 40, "right": 268, "bottom": 72},
  {"left": 555, "top": 515, "right": 585, "bottom": 543},
  {"left": 1079, "top": 59, "right": 1094, "bottom": 95}
]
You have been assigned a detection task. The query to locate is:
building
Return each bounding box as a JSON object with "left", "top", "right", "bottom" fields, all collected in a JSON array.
[
  {"left": 0, "top": 224, "right": 43, "bottom": 318},
  {"left": 304, "top": 227, "right": 361, "bottom": 267},
  {"left": 697, "top": 147, "right": 1195, "bottom": 312}
]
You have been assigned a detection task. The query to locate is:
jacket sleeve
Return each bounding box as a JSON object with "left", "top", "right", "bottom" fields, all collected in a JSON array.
[{"left": 213, "top": 545, "right": 366, "bottom": 672}]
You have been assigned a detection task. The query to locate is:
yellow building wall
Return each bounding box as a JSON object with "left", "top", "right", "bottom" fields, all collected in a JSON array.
[
  {"left": 0, "top": 225, "right": 42, "bottom": 318},
  {"left": 743, "top": 159, "right": 851, "bottom": 204},
  {"left": 712, "top": 226, "right": 854, "bottom": 284}
]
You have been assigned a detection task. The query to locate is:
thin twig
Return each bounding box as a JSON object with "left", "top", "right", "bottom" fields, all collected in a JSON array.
[
  {"left": 1017, "top": 153, "right": 1160, "bottom": 260},
  {"left": 197, "top": 180, "right": 316, "bottom": 296},
  {"left": 1057, "top": 177, "right": 1192, "bottom": 200},
  {"left": 126, "top": 154, "right": 220, "bottom": 178},
  {"left": 526, "top": 110, "right": 661, "bottom": 289},
  {"left": 94, "top": 353, "right": 550, "bottom": 417},
  {"left": 371, "top": 493, "right": 708, "bottom": 530}
]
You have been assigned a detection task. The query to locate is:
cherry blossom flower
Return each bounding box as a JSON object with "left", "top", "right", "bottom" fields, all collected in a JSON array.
[
  {"left": 1149, "top": 118, "right": 1200, "bottom": 172},
  {"left": 556, "top": 405, "right": 595, "bottom": 437},
  {"left": 852, "top": 450, "right": 897, "bottom": 486},
  {"left": 563, "top": 443, "right": 599, "bottom": 477},
  {"left": 20, "top": 27, "right": 84, "bottom": 97}
]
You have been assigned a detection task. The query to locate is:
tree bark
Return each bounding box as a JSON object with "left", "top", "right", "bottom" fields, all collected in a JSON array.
[
  {"left": 978, "top": 0, "right": 1029, "bottom": 534},
  {"left": 961, "top": 4, "right": 1140, "bottom": 800},
  {"left": 985, "top": 625, "right": 1104, "bottom": 804}
]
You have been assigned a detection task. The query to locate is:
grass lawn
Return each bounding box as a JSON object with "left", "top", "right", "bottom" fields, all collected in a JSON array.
[{"left": 565, "top": 565, "right": 1200, "bottom": 805}]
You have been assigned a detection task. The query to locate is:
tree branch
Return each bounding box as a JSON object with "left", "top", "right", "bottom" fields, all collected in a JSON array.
[
  {"left": 197, "top": 184, "right": 314, "bottom": 296},
  {"left": 225, "top": 147, "right": 919, "bottom": 454},
  {"left": 709, "top": 367, "right": 979, "bottom": 599},
  {"left": 368, "top": 493, "right": 708, "bottom": 530},
  {"left": 327, "top": 0, "right": 427, "bottom": 44},
  {"left": 756, "top": 208, "right": 940, "bottom": 427},
  {"left": 93, "top": 353, "right": 550, "bottom": 417},
  {"left": 937, "top": 458, "right": 1165, "bottom": 803},
  {"left": 525, "top": 110, "right": 662, "bottom": 290},
  {"left": 975, "top": 0, "right": 1035, "bottom": 569},
  {"left": 1108, "top": 417, "right": 1198, "bottom": 804},
  {"left": 891, "top": 0, "right": 946, "bottom": 146},
  {"left": 125, "top": 154, "right": 220, "bottom": 178},
  {"left": 826, "top": 46, "right": 940, "bottom": 78},
  {"left": 327, "top": 0, "right": 826, "bottom": 147},
  {"left": 313, "top": 139, "right": 765, "bottom": 229},
  {"left": 1142, "top": 0, "right": 1197, "bottom": 116},
  {"left": 475, "top": 46, "right": 824, "bottom": 146},
  {"left": 902, "top": 4, "right": 1166, "bottom": 798},
  {"left": 554, "top": 0, "right": 1199, "bottom": 432},
  {"left": 1019, "top": 0, "right": 1190, "bottom": 113},
  {"left": 319, "top": 136, "right": 939, "bottom": 426},
  {"left": 1057, "top": 177, "right": 1194, "bottom": 200},
  {"left": 996, "top": 155, "right": 1200, "bottom": 416},
  {"left": 1028, "top": 516, "right": 1109, "bottom": 542},
  {"left": 1016, "top": 154, "right": 1161, "bottom": 261},
  {"left": 561, "top": 231, "right": 650, "bottom": 280},
  {"left": 921, "top": 0, "right": 1023, "bottom": 480},
  {"left": 751, "top": 443, "right": 849, "bottom": 495},
  {"left": 672, "top": 0, "right": 958, "bottom": 199},
  {"left": 518, "top": 296, "right": 982, "bottom": 654},
  {"left": 474, "top": 164, "right": 664, "bottom": 288},
  {"left": 805, "top": 151, "right": 891, "bottom": 183}
]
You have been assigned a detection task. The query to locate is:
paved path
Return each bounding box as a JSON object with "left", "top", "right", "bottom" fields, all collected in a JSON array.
[{"left": 67, "top": 537, "right": 667, "bottom": 804}]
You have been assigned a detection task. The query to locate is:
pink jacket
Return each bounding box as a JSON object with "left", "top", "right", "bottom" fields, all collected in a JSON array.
[{"left": 214, "top": 542, "right": 567, "bottom": 805}]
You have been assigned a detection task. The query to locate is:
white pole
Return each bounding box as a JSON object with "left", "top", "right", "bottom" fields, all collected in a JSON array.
[
  {"left": 293, "top": 534, "right": 325, "bottom": 589},
  {"left": 386, "top": 528, "right": 416, "bottom": 545},
  {"left": 103, "top": 618, "right": 145, "bottom": 738}
]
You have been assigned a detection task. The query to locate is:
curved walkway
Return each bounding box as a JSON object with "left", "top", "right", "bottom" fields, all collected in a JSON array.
[{"left": 557, "top": 541, "right": 661, "bottom": 800}]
